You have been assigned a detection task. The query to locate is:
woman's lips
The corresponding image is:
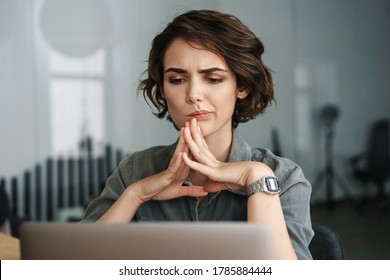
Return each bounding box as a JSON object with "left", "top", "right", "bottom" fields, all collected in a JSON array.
[{"left": 187, "top": 110, "right": 213, "bottom": 121}]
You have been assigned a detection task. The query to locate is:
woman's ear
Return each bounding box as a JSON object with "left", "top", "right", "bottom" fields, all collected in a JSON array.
[{"left": 237, "top": 88, "right": 249, "bottom": 100}]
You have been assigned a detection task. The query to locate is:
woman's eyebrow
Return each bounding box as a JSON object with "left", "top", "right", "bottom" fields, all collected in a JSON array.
[
  {"left": 164, "top": 67, "right": 228, "bottom": 74},
  {"left": 165, "top": 67, "right": 187, "bottom": 74},
  {"left": 199, "top": 67, "right": 228, "bottom": 74}
]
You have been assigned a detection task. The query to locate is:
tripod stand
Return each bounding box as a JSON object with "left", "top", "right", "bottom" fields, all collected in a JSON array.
[{"left": 312, "top": 106, "right": 355, "bottom": 209}]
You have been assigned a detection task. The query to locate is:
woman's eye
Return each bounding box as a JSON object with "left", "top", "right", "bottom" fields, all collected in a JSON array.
[
  {"left": 207, "top": 77, "right": 223, "bottom": 84},
  {"left": 169, "top": 78, "right": 185, "bottom": 85}
]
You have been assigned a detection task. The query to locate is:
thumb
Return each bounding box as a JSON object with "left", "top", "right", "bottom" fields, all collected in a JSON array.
[{"left": 179, "top": 186, "right": 208, "bottom": 197}]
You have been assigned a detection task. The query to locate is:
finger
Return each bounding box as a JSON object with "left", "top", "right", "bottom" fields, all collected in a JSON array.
[
  {"left": 191, "top": 119, "right": 219, "bottom": 162},
  {"left": 168, "top": 128, "right": 189, "bottom": 170},
  {"left": 181, "top": 128, "right": 190, "bottom": 158},
  {"left": 177, "top": 127, "right": 189, "bottom": 153},
  {"left": 203, "top": 181, "right": 240, "bottom": 192},
  {"left": 186, "top": 119, "right": 210, "bottom": 152},
  {"left": 176, "top": 156, "right": 190, "bottom": 181},
  {"left": 182, "top": 151, "right": 215, "bottom": 177},
  {"left": 165, "top": 152, "right": 185, "bottom": 180},
  {"left": 190, "top": 118, "right": 207, "bottom": 147},
  {"left": 203, "top": 181, "right": 229, "bottom": 192},
  {"left": 184, "top": 125, "right": 216, "bottom": 166},
  {"left": 178, "top": 186, "right": 208, "bottom": 197}
]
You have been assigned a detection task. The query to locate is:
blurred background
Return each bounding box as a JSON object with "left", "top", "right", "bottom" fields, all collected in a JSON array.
[{"left": 0, "top": 0, "right": 389, "bottom": 259}]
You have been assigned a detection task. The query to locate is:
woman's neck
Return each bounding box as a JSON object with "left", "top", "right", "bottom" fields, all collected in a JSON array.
[{"left": 205, "top": 129, "right": 233, "bottom": 162}]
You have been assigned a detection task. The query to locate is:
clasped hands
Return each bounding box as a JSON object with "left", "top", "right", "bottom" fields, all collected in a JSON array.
[{"left": 137, "top": 118, "right": 274, "bottom": 203}]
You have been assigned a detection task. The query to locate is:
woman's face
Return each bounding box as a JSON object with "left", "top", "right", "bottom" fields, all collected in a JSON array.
[{"left": 162, "top": 38, "right": 247, "bottom": 139}]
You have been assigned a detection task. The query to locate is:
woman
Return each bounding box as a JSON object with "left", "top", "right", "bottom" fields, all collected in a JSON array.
[{"left": 82, "top": 9, "right": 314, "bottom": 260}]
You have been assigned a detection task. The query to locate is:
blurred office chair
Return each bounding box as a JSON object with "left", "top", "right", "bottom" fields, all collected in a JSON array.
[
  {"left": 271, "top": 128, "right": 283, "bottom": 157},
  {"left": 0, "top": 182, "right": 21, "bottom": 237},
  {"left": 0, "top": 182, "right": 9, "bottom": 229},
  {"left": 309, "top": 224, "right": 345, "bottom": 260},
  {"left": 349, "top": 119, "right": 390, "bottom": 208}
]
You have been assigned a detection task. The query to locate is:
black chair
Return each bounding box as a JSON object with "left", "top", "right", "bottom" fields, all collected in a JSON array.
[
  {"left": 349, "top": 119, "right": 390, "bottom": 207},
  {"left": 309, "top": 224, "right": 345, "bottom": 260}
]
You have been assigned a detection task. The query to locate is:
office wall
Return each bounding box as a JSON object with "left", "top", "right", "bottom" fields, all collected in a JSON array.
[
  {"left": 0, "top": 1, "right": 50, "bottom": 179},
  {"left": 220, "top": 0, "right": 296, "bottom": 160},
  {"left": 0, "top": 0, "right": 389, "bottom": 203},
  {"left": 294, "top": 0, "right": 390, "bottom": 200}
]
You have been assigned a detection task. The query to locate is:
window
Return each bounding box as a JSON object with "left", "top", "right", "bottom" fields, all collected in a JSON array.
[{"left": 49, "top": 49, "right": 106, "bottom": 157}]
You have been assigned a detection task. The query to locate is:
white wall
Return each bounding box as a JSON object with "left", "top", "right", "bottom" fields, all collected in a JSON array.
[
  {"left": 294, "top": 0, "right": 390, "bottom": 200},
  {"left": 105, "top": 0, "right": 221, "bottom": 153},
  {"left": 1, "top": 0, "right": 389, "bottom": 203},
  {"left": 117, "top": 0, "right": 295, "bottom": 158},
  {"left": 0, "top": 1, "right": 49, "bottom": 178},
  {"left": 220, "top": 0, "right": 296, "bottom": 160}
]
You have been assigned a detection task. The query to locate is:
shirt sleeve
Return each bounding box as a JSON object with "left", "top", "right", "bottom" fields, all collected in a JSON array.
[
  {"left": 81, "top": 158, "right": 129, "bottom": 222},
  {"left": 263, "top": 153, "right": 315, "bottom": 260},
  {"left": 80, "top": 144, "right": 174, "bottom": 222}
]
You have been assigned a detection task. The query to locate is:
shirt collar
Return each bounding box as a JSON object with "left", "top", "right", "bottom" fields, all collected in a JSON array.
[
  {"left": 226, "top": 131, "right": 253, "bottom": 162},
  {"left": 226, "top": 132, "right": 251, "bottom": 196}
]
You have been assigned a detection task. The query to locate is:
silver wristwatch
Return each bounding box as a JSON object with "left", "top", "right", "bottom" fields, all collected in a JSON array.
[{"left": 246, "top": 176, "right": 281, "bottom": 196}]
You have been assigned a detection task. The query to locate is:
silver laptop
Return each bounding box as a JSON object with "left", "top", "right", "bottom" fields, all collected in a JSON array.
[{"left": 19, "top": 222, "right": 273, "bottom": 260}]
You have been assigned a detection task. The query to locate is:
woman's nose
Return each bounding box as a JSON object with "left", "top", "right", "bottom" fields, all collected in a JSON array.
[{"left": 185, "top": 80, "right": 203, "bottom": 104}]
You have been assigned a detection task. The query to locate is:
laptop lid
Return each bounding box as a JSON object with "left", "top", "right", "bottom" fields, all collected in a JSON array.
[{"left": 19, "top": 222, "right": 273, "bottom": 260}]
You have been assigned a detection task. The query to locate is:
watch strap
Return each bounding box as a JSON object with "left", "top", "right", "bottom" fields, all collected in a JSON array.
[{"left": 246, "top": 176, "right": 281, "bottom": 196}]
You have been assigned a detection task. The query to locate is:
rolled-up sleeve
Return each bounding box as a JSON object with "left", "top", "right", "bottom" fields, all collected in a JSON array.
[
  {"left": 81, "top": 159, "right": 128, "bottom": 222},
  {"left": 271, "top": 156, "right": 314, "bottom": 260}
]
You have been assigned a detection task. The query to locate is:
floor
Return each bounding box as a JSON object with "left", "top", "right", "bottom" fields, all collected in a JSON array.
[{"left": 310, "top": 197, "right": 390, "bottom": 260}]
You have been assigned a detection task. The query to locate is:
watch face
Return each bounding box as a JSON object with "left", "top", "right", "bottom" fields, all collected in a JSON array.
[{"left": 265, "top": 177, "right": 280, "bottom": 193}]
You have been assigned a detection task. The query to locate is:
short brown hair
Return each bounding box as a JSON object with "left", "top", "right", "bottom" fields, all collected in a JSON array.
[{"left": 138, "top": 9, "right": 275, "bottom": 128}]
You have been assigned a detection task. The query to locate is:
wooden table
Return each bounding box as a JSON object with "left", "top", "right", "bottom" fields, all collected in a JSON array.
[{"left": 0, "top": 233, "right": 21, "bottom": 260}]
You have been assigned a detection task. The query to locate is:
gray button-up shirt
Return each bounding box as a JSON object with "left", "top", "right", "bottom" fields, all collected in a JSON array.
[{"left": 82, "top": 132, "right": 314, "bottom": 259}]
